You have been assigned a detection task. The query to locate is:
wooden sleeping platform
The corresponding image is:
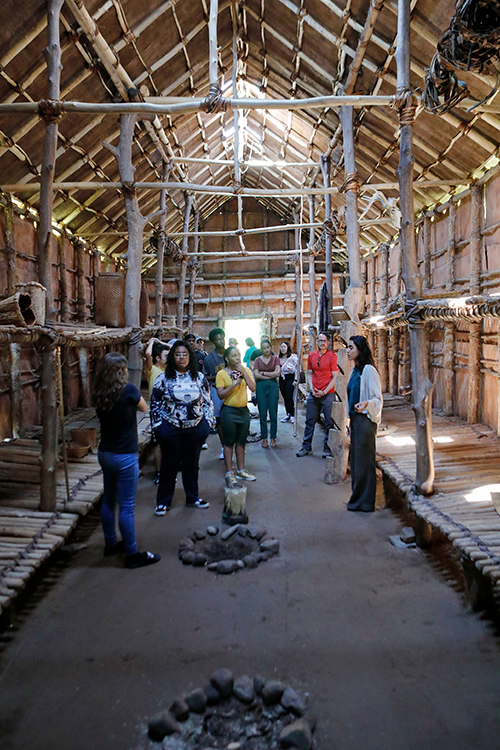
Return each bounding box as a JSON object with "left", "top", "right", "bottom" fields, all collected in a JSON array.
[
  {"left": 0, "top": 408, "right": 152, "bottom": 616},
  {"left": 377, "top": 404, "right": 500, "bottom": 608}
]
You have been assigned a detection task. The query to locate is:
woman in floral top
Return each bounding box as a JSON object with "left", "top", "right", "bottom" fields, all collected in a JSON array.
[
  {"left": 279, "top": 342, "right": 299, "bottom": 423},
  {"left": 151, "top": 340, "right": 214, "bottom": 515}
]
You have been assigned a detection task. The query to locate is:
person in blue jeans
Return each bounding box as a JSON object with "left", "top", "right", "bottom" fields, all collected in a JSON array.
[
  {"left": 296, "top": 332, "right": 339, "bottom": 458},
  {"left": 253, "top": 339, "right": 281, "bottom": 448},
  {"left": 93, "top": 353, "right": 161, "bottom": 569}
]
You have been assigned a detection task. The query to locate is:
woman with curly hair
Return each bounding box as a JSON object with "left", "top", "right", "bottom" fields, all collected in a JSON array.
[
  {"left": 346, "top": 335, "right": 383, "bottom": 513},
  {"left": 151, "top": 340, "right": 214, "bottom": 514},
  {"left": 93, "top": 352, "right": 160, "bottom": 569}
]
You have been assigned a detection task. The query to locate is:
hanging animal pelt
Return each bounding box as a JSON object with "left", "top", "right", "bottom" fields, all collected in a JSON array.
[
  {"left": 148, "top": 229, "right": 183, "bottom": 262},
  {"left": 318, "top": 281, "right": 330, "bottom": 333}
]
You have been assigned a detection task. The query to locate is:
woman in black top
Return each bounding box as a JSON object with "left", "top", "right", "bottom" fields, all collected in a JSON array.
[{"left": 93, "top": 353, "right": 160, "bottom": 569}]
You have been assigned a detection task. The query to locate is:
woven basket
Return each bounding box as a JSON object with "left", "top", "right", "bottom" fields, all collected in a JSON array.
[
  {"left": 71, "top": 428, "right": 97, "bottom": 451},
  {"left": 16, "top": 282, "right": 46, "bottom": 326},
  {"left": 65, "top": 442, "right": 89, "bottom": 460},
  {"left": 0, "top": 283, "right": 46, "bottom": 327},
  {"left": 95, "top": 273, "right": 126, "bottom": 328}
]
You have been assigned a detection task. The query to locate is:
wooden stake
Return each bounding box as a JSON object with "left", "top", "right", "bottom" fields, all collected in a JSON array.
[
  {"left": 187, "top": 210, "right": 200, "bottom": 331},
  {"left": 443, "top": 322, "right": 455, "bottom": 416},
  {"left": 308, "top": 195, "right": 317, "bottom": 339}
]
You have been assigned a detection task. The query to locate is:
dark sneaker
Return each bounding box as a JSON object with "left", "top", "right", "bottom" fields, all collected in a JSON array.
[
  {"left": 296, "top": 447, "right": 312, "bottom": 457},
  {"left": 322, "top": 448, "right": 332, "bottom": 458},
  {"left": 125, "top": 551, "right": 161, "bottom": 569},
  {"left": 154, "top": 504, "right": 168, "bottom": 516},
  {"left": 153, "top": 472, "right": 160, "bottom": 485},
  {"left": 187, "top": 498, "right": 210, "bottom": 509},
  {"left": 104, "top": 540, "right": 124, "bottom": 557}
]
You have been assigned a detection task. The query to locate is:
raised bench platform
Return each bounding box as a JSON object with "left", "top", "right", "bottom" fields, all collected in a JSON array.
[
  {"left": 377, "top": 406, "right": 500, "bottom": 609},
  {"left": 0, "top": 408, "right": 153, "bottom": 616}
]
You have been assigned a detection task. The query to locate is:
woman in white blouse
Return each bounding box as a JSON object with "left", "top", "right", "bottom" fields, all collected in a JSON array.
[{"left": 278, "top": 342, "right": 299, "bottom": 423}]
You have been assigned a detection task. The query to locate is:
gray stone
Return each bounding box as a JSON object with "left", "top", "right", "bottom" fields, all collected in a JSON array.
[
  {"left": 216, "top": 559, "right": 239, "bottom": 574},
  {"left": 179, "top": 538, "right": 195, "bottom": 550},
  {"left": 256, "top": 552, "right": 267, "bottom": 563},
  {"left": 243, "top": 554, "right": 258, "bottom": 568},
  {"left": 210, "top": 668, "right": 234, "bottom": 698},
  {"left": 207, "top": 562, "right": 219, "bottom": 571},
  {"left": 255, "top": 528, "right": 267, "bottom": 541},
  {"left": 181, "top": 551, "right": 195, "bottom": 565},
  {"left": 203, "top": 683, "right": 221, "bottom": 705},
  {"left": 400, "top": 526, "right": 416, "bottom": 544},
  {"left": 260, "top": 539, "right": 280, "bottom": 555},
  {"left": 281, "top": 687, "right": 307, "bottom": 716},
  {"left": 253, "top": 675, "right": 265, "bottom": 695},
  {"left": 193, "top": 529, "right": 206, "bottom": 540},
  {"left": 279, "top": 719, "right": 313, "bottom": 749},
  {"left": 193, "top": 553, "right": 207, "bottom": 567},
  {"left": 227, "top": 744, "right": 242, "bottom": 750},
  {"left": 261, "top": 534, "right": 274, "bottom": 542},
  {"left": 221, "top": 525, "right": 239, "bottom": 541},
  {"left": 233, "top": 674, "right": 254, "bottom": 704},
  {"left": 206, "top": 525, "right": 219, "bottom": 536},
  {"left": 184, "top": 687, "right": 207, "bottom": 714},
  {"left": 260, "top": 551, "right": 272, "bottom": 561},
  {"left": 148, "top": 710, "right": 180, "bottom": 741},
  {"left": 236, "top": 559, "right": 245, "bottom": 569},
  {"left": 161, "top": 736, "right": 187, "bottom": 750},
  {"left": 247, "top": 527, "right": 257, "bottom": 539},
  {"left": 389, "top": 535, "right": 410, "bottom": 549},
  {"left": 237, "top": 525, "right": 247, "bottom": 537},
  {"left": 169, "top": 698, "right": 190, "bottom": 722},
  {"left": 262, "top": 680, "right": 286, "bottom": 705}
]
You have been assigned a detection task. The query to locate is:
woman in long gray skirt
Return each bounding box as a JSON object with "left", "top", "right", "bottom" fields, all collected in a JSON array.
[{"left": 346, "top": 336, "right": 383, "bottom": 512}]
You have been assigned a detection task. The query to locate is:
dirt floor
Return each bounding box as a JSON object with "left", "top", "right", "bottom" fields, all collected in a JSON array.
[{"left": 1, "top": 407, "right": 500, "bottom": 750}]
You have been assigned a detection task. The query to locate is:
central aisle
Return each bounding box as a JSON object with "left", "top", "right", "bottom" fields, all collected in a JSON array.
[{"left": 1, "top": 414, "right": 500, "bottom": 749}]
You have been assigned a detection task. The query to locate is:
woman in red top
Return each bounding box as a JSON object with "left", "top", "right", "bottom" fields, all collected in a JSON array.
[{"left": 253, "top": 338, "right": 281, "bottom": 448}]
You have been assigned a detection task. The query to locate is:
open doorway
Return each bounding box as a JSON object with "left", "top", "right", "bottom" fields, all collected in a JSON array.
[{"left": 223, "top": 317, "right": 261, "bottom": 355}]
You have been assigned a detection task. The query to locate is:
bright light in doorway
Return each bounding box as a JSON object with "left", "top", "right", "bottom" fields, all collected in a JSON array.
[{"left": 224, "top": 318, "right": 262, "bottom": 354}]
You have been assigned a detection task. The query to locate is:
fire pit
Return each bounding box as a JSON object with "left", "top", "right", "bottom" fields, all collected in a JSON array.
[
  {"left": 178, "top": 526, "right": 280, "bottom": 574},
  {"left": 147, "top": 668, "right": 316, "bottom": 749}
]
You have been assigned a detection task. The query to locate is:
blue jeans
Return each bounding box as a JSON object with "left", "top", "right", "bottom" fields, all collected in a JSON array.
[
  {"left": 98, "top": 450, "right": 139, "bottom": 556},
  {"left": 301, "top": 392, "right": 335, "bottom": 451}
]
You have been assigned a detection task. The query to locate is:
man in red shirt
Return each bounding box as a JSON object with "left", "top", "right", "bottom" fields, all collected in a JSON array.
[{"left": 296, "top": 332, "right": 339, "bottom": 458}]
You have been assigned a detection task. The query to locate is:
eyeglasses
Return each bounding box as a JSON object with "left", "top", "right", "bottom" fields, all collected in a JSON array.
[{"left": 174, "top": 352, "right": 189, "bottom": 358}]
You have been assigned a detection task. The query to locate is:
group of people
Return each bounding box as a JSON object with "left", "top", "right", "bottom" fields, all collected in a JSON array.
[{"left": 91, "top": 327, "right": 382, "bottom": 569}]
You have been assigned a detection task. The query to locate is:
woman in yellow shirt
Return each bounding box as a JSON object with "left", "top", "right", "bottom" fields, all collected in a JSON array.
[{"left": 216, "top": 346, "right": 256, "bottom": 488}]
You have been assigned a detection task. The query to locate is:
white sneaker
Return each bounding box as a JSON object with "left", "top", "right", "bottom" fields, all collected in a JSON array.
[
  {"left": 236, "top": 469, "right": 256, "bottom": 482},
  {"left": 219, "top": 449, "right": 224, "bottom": 460},
  {"left": 202, "top": 443, "right": 208, "bottom": 450},
  {"left": 281, "top": 415, "right": 291, "bottom": 423},
  {"left": 290, "top": 416, "right": 295, "bottom": 424}
]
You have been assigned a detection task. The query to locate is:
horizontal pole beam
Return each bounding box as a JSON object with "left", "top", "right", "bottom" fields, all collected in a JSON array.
[{"left": 0, "top": 94, "right": 396, "bottom": 118}]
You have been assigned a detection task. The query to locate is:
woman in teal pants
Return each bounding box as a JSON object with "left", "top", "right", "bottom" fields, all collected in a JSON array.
[{"left": 253, "top": 339, "right": 281, "bottom": 447}]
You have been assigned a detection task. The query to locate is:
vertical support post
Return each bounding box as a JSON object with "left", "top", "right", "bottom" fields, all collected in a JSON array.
[
  {"left": 308, "top": 195, "right": 317, "bottom": 348},
  {"left": 39, "top": 0, "right": 65, "bottom": 513},
  {"left": 57, "top": 234, "right": 71, "bottom": 413},
  {"left": 75, "top": 240, "right": 90, "bottom": 407},
  {"left": 446, "top": 200, "right": 456, "bottom": 292},
  {"left": 155, "top": 162, "right": 169, "bottom": 326},
  {"left": 320, "top": 156, "right": 333, "bottom": 307},
  {"left": 379, "top": 244, "right": 389, "bottom": 392},
  {"left": 187, "top": 211, "right": 201, "bottom": 331},
  {"left": 423, "top": 213, "right": 431, "bottom": 290},
  {"left": 5, "top": 198, "right": 22, "bottom": 437},
  {"left": 469, "top": 184, "right": 483, "bottom": 425},
  {"left": 391, "top": 328, "right": 400, "bottom": 395},
  {"left": 396, "top": 0, "right": 434, "bottom": 494},
  {"left": 177, "top": 193, "right": 194, "bottom": 329},
  {"left": 443, "top": 322, "right": 455, "bottom": 416}
]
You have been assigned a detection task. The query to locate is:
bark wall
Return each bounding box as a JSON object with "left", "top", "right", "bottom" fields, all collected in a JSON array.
[
  {"left": 0, "top": 202, "right": 111, "bottom": 439},
  {"left": 367, "top": 169, "right": 500, "bottom": 433}
]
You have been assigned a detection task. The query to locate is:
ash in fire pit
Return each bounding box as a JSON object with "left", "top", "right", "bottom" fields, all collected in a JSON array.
[
  {"left": 147, "top": 668, "right": 316, "bottom": 749},
  {"left": 178, "top": 526, "right": 280, "bottom": 574}
]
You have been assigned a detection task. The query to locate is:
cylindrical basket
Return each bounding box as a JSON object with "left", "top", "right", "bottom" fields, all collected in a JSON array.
[{"left": 94, "top": 273, "right": 126, "bottom": 328}]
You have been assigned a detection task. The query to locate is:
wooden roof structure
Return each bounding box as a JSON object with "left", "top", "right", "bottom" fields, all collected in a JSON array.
[{"left": 1, "top": 0, "right": 500, "bottom": 273}]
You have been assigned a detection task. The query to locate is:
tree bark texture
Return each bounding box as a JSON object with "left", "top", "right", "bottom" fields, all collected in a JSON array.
[
  {"left": 177, "top": 193, "right": 194, "bottom": 329},
  {"left": 320, "top": 156, "right": 333, "bottom": 306},
  {"left": 468, "top": 322, "right": 481, "bottom": 424},
  {"left": 155, "top": 162, "right": 170, "bottom": 326},
  {"left": 391, "top": 328, "right": 400, "bottom": 395}
]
